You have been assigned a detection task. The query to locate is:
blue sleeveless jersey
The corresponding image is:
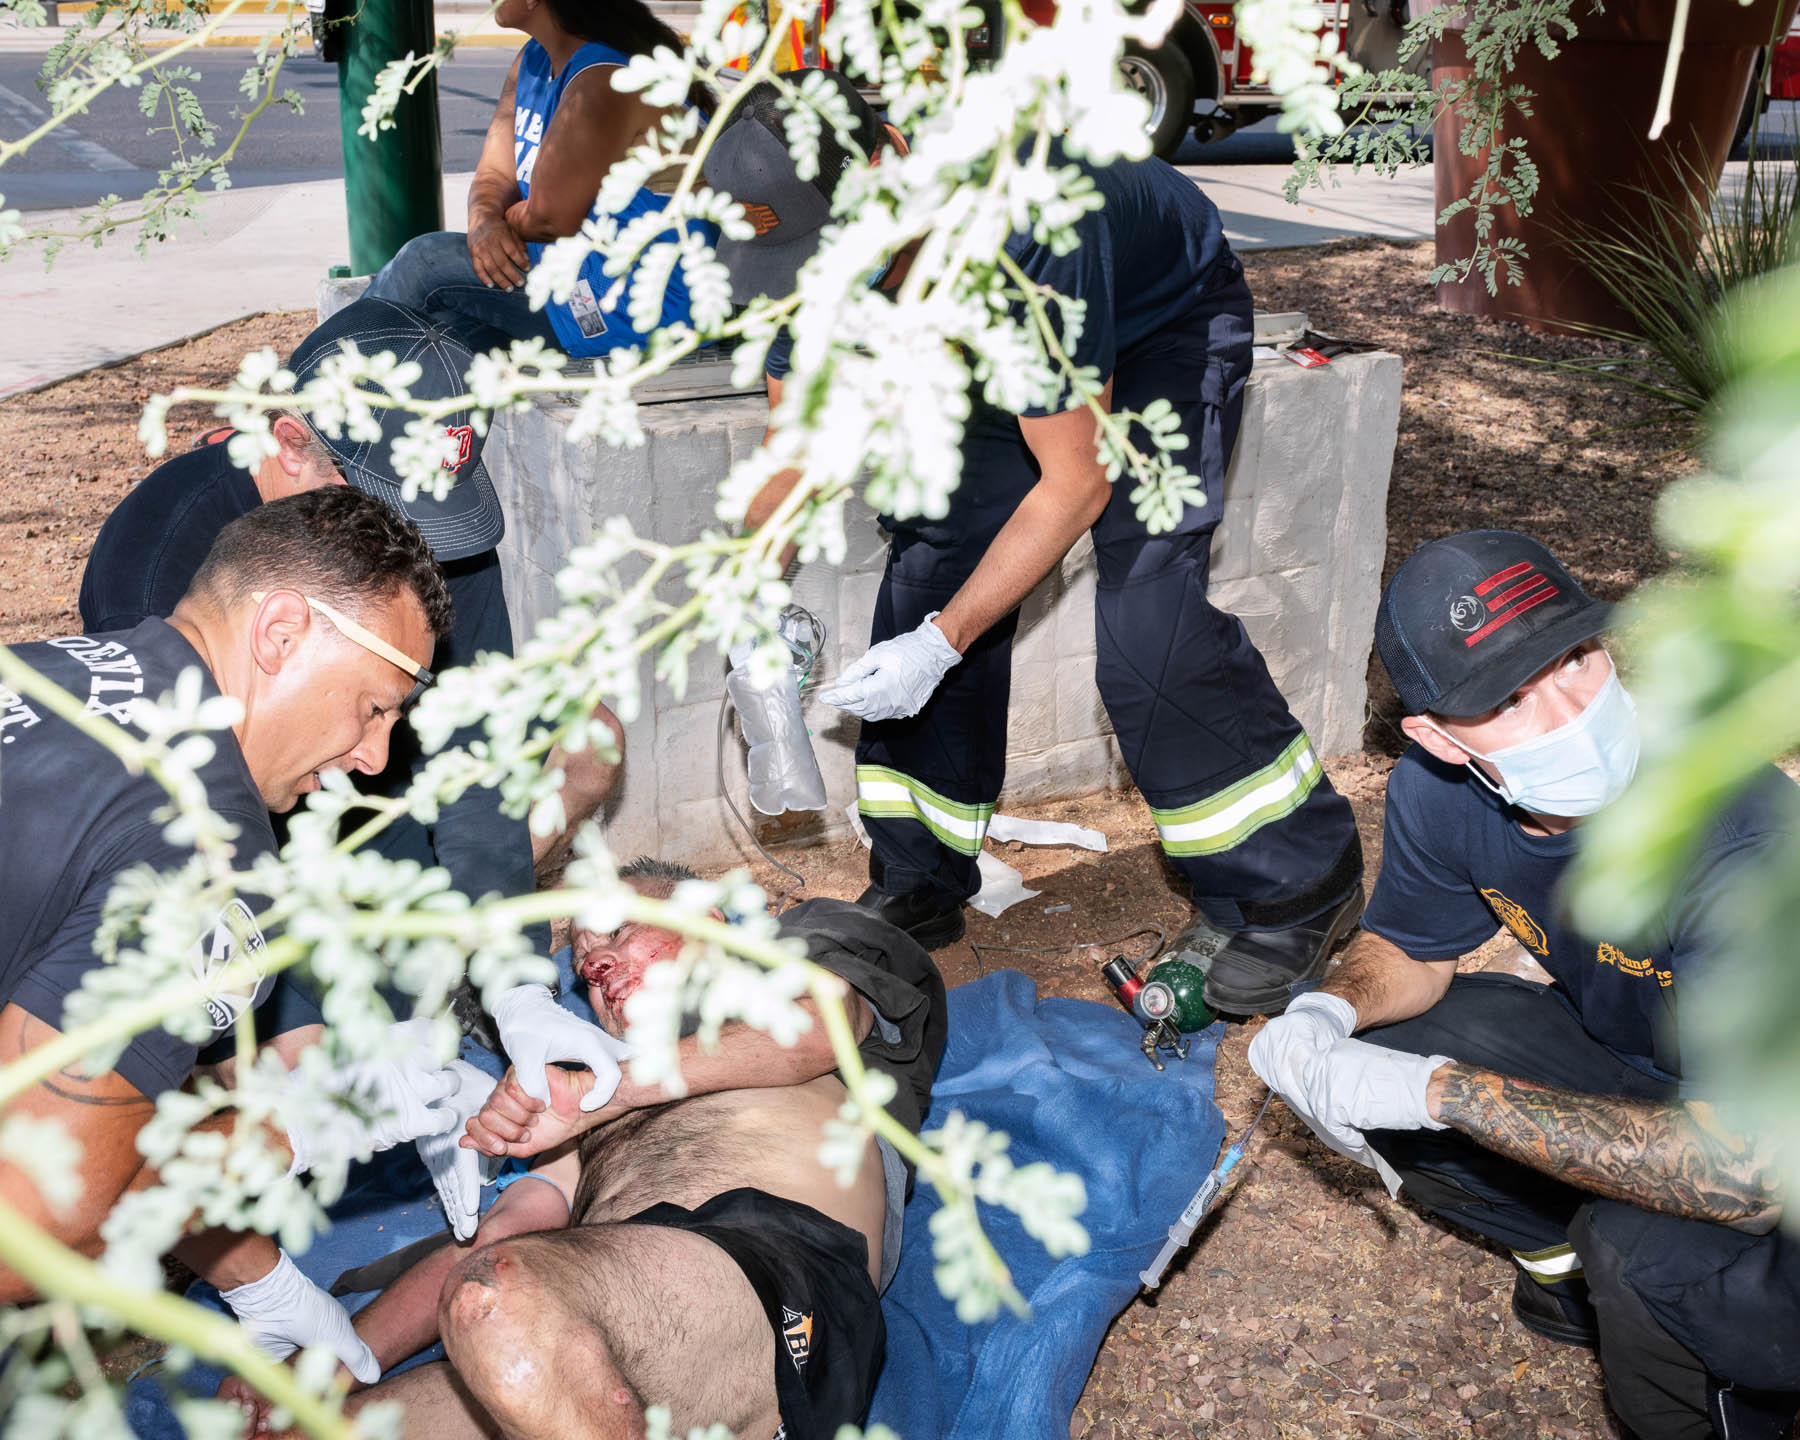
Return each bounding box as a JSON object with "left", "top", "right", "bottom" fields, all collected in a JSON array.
[{"left": 512, "top": 39, "right": 714, "bottom": 355}]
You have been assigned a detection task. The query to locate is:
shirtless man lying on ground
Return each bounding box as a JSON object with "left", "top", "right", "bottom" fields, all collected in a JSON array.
[{"left": 229, "top": 857, "right": 946, "bottom": 1440}]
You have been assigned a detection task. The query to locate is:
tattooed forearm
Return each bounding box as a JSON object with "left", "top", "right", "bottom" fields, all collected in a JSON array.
[{"left": 1431, "top": 1064, "right": 1783, "bottom": 1234}]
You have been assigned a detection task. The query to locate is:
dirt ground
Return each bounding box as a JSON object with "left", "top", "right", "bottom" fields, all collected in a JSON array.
[{"left": 0, "top": 238, "right": 1732, "bottom": 1437}]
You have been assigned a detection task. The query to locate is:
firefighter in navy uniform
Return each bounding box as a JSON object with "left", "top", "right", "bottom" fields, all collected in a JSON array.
[
  {"left": 1251, "top": 531, "right": 1800, "bottom": 1440},
  {"left": 703, "top": 73, "right": 1364, "bottom": 1014}
]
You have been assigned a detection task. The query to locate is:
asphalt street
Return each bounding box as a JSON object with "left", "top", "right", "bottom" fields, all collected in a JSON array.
[
  {"left": 4, "top": 36, "right": 1793, "bottom": 214},
  {"left": 0, "top": 45, "right": 519, "bottom": 212}
]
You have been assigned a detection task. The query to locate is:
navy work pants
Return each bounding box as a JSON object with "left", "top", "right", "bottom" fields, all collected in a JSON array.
[
  {"left": 1364, "top": 975, "right": 1800, "bottom": 1439},
  {"left": 855, "top": 261, "right": 1361, "bottom": 927}
]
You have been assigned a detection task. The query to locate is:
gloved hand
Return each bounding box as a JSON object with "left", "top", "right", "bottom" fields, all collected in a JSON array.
[
  {"left": 281, "top": 1017, "right": 463, "bottom": 1175},
  {"left": 221, "top": 1249, "right": 380, "bottom": 1385},
  {"left": 1311, "top": 1038, "right": 1452, "bottom": 1145},
  {"left": 414, "top": 1059, "right": 499, "bottom": 1241},
  {"left": 818, "top": 613, "right": 962, "bottom": 722},
  {"left": 491, "top": 983, "right": 634, "bottom": 1113},
  {"left": 1247, "top": 990, "right": 1357, "bottom": 1102}
]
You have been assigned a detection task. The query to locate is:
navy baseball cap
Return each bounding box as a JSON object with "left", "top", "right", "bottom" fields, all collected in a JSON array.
[
  {"left": 702, "top": 70, "right": 887, "bottom": 303},
  {"left": 288, "top": 297, "right": 504, "bottom": 563},
  {"left": 1375, "top": 530, "right": 1612, "bottom": 718}
]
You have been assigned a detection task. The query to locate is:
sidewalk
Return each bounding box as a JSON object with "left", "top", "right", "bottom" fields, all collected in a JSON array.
[
  {"left": 0, "top": 160, "right": 1435, "bottom": 397},
  {"left": 0, "top": 1, "right": 519, "bottom": 53}
]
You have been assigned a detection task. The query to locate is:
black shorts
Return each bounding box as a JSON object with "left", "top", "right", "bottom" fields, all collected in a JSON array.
[{"left": 626, "top": 1187, "right": 885, "bottom": 1440}]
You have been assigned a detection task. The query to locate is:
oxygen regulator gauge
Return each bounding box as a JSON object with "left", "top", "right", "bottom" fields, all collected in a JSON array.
[{"left": 1100, "top": 954, "right": 1215, "bottom": 1070}]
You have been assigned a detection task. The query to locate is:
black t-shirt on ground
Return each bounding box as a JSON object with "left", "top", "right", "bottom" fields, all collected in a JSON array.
[
  {"left": 79, "top": 432, "right": 257, "bottom": 634},
  {"left": 0, "top": 620, "right": 276, "bottom": 1097}
]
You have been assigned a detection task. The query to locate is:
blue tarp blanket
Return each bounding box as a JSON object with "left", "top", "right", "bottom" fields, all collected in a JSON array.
[
  {"left": 867, "top": 969, "right": 1224, "bottom": 1440},
  {"left": 126, "top": 965, "right": 1224, "bottom": 1440}
]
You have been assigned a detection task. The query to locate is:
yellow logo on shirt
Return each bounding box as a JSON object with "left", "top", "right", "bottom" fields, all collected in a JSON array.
[
  {"left": 1595, "top": 942, "right": 1673, "bottom": 988},
  {"left": 1480, "top": 888, "right": 1548, "bottom": 956}
]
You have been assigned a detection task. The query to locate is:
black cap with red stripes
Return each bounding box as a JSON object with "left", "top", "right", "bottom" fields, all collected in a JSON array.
[{"left": 1375, "top": 530, "right": 1612, "bottom": 718}]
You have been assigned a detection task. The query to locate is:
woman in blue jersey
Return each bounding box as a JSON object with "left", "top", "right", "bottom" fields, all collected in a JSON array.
[{"left": 365, "top": 0, "right": 716, "bottom": 358}]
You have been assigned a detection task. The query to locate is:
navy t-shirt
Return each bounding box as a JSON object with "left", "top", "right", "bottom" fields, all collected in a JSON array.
[
  {"left": 0, "top": 620, "right": 276, "bottom": 1098},
  {"left": 765, "top": 151, "right": 1238, "bottom": 552},
  {"left": 765, "top": 150, "right": 1233, "bottom": 402},
  {"left": 80, "top": 432, "right": 258, "bottom": 633},
  {"left": 1364, "top": 747, "right": 1798, "bottom": 1080},
  {"left": 79, "top": 434, "right": 550, "bottom": 956}
]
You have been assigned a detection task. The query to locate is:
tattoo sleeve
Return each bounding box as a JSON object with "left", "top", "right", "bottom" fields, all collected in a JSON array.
[{"left": 1433, "top": 1065, "right": 1784, "bottom": 1234}]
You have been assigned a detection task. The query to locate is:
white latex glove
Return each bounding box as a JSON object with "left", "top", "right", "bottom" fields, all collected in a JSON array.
[
  {"left": 1247, "top": 991, "right": 1357, "bottom": 1100},
  {"left": 492, "top": 983, "right": 635, "bottom": 1113},
  {"left": 221, "top": 1250, "right": 380, "bottom": 1385},
  {"left": 818, "top": 613, "right": 962, "bottom": 722},
  {"left": 1311, "top": 1037, "right": 1453, "bottom": 1144},
  {"left": 281, "top": 1017, "right": 462, "bottom": 1175},
  {"left": 414, "top": 1059, "right": 499, "bottom": 1241}
]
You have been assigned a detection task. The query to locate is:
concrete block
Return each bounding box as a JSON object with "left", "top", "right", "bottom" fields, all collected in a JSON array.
[
  {"left": 655, "top": 698, "right": 729, "bottom": 807},
  {"left": 1055, "top": 535, "right": 1098, "bottom": 657},
  {"left": 999, "top": 752, "right": 1052, "bottom": 804},
  {"left": 1006, "top": 657, "right": 1059, "bottom": 755},
  {"left": 1210, "top": 567, "right": 1331, "bottom": 744},
  {"left": 649, "top": 414, "right": 741, "bottom": 541},
  {"left": 461, "top": 348, "right": 1398, "bottom": 867},
  {"left": 1005, "top": 736, "right": 1128, "bottom": 807},
  {"left": 1207, "top": 492, "right": 1257, "bottom": 585},
  {"left": 1054, "top": 653, "right": 1111, "bottom": 742},
  {"left": 317, "top": 275, "right": 372, "bottom": 323},
  {"left": 1011, "top": 573, "right": 1062, "bottom": 670},
  {"left": 832, "top": 570, "right": 885, "bottom": 672},
  {"left": 1320, "top": 351, "right": 1402, "bottom": 755},
  {"left": 668, "top": 796, "right": 737, "bottom": 864}
]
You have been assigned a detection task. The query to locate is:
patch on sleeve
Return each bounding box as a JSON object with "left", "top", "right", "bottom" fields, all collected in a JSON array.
[{"left": 191, "top": 898, "right": 270, "bottom": 1032}]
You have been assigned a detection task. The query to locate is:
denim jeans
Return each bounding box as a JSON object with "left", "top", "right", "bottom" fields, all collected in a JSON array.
[{"left": 364, "top": 230, "right": 562, "bottom": 354}]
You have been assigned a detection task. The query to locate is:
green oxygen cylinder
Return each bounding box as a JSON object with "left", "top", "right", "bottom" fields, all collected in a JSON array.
[{"left": 1137, "top": 957, "right": 1214, "bottom": 1034}]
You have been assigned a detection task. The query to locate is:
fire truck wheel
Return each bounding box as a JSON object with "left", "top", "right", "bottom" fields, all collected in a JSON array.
[{"left": 1120, "top": 41, "right": 1195, "bottom": 159}]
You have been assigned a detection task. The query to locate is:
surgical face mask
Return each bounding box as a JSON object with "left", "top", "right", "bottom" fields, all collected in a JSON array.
[{"left": 1423, "top": 667, "right": 1640, "bottom": 817}]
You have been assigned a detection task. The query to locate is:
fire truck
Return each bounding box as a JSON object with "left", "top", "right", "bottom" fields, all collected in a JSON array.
[
  {"left": 1738, "top": 13, "right": 1800, "bottom": 150},
  {"left": 687, "top": 0, "right": 1798, "bottom": 161},
  {"left": 986, "top": 0, "right": 1426, "bottom": 158}
]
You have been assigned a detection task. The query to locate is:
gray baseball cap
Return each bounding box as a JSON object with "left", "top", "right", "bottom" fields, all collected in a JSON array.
[
  {"left": 703, "top": 70, "right": 888, "bottom": 303},
  {"left": 288, "top": 296, "right": 505, "bottom": 563}
]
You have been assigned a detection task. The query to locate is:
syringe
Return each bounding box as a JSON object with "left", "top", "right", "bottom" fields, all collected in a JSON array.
[{"left": 1140, "top": 1089, "right": 1276, "bottom": 1291}]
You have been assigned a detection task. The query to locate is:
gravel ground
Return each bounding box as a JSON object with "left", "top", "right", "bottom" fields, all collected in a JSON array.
[{"left": 0, "top": 239, "right": 1754, "bottom": 1437}]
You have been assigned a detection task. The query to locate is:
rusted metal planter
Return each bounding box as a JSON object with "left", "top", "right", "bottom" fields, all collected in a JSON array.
[{"left": 1430, "top": 0, "right": 1800, "bottom": 332}]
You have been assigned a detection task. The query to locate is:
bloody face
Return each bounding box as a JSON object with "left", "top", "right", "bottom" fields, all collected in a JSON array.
[{"left": 572, "top": 917, "right": 686, "bottom": 1035}]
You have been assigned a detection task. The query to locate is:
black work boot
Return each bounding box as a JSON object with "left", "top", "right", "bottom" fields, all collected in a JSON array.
[
  {"left": 1510, "top": 1270, "right": 1599, "bottom": 1349},
  {"left": 1179, "top": 886, "right": 1365, "bottom": 1017},
  {"left": 854, "top": 885, "right": 966, "bottom": 950}
]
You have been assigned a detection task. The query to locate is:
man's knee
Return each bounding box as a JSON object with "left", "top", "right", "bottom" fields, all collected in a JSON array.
[
  {"left": 366, "top": 231, "right": 465, "bottom": 305},
  {"left": 440, "top": 1238, "right": 645, "bottom": 1438}
]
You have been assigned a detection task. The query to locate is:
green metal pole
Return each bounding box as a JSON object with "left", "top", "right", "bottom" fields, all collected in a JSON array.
[{"left": 338, "top": 0, "right": 444, "bottom": 276}]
